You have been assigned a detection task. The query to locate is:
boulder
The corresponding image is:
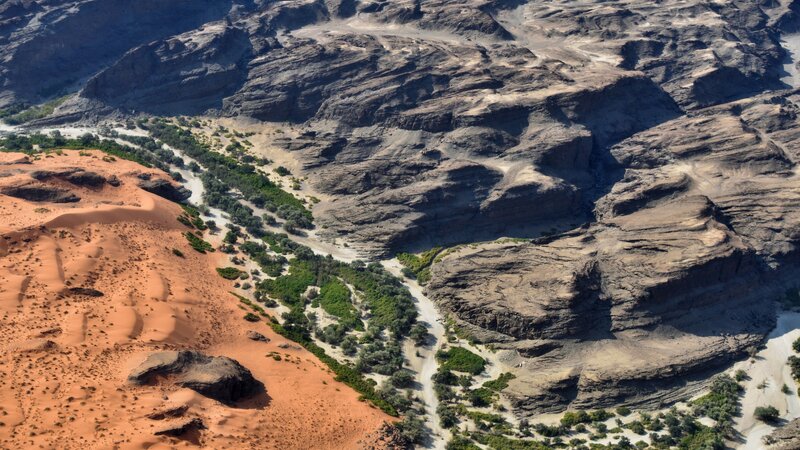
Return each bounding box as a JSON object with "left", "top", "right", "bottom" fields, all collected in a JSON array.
[
  {"left": 138, "top": 179, "right": 191, "bottom": 203},
  {"left": 128, "top": 351, "right": 262, "bottom": 404},
  {"left": 246, "top": 331, "right": 270, "bottom": 342}
]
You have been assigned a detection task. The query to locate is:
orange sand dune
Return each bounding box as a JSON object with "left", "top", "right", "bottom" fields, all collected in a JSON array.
[{"left": 0, "top": 151, "right": 393, "bottom": 449}]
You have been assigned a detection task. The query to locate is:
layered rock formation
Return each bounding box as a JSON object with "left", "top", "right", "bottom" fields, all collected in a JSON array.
[
  {"left": 427, "top": 91, "right": 800, "bottom": 414},
  {"left": 766, "top": 418, "right": 800, "bottom": 449}
]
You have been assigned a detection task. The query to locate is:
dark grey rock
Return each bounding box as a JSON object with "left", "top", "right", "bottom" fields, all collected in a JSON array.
[
  {"left": 1, "top": 183, "right": 80, "bottom": 203},
  {"left": 153, "top": 417, "right": 206, "bottom": 437},
  {"left": 138, "top": 179, "right": 191, "bottom": 203},
  {"left": 246, "top": 331, "right": 270, "bottom": 342},
  {"left": 128, "top": 350, "right": 262, "bottom": 404},
  {"left": 66, "top": 287, "right": 104, "bottom": 297},
  {"left": 30, "top": 168, "right": 106, "bottom": 187}
]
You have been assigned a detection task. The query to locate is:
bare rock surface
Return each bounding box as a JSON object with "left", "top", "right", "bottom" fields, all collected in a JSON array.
[
  {"left": 137, "top": 179, "right": 191, "bottom": 203},
  {"left": 128, "top": 350, "right": 263, "bottom": 404},
  {"left": 427, "top": 90, "right": 800, "bottom": 414},
  {"left": 1, "top": 182, "right": 80, "bottom": 203},
  {"left": 766, "top": 418, "right": 800, "bottom": 449}
]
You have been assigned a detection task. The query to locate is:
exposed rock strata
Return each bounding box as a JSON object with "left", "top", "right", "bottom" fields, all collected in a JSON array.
[
  {"left": 427, "top": 91, "right": 800, "bottom": 414},
  {"left": 766, "top": 418, "right": 800, "bottom": 449}
]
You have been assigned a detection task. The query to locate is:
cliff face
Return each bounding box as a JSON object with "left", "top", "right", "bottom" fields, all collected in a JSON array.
[
  {"left": 0, "top": 0, "right": 787, "bottom": 255},
  {"left": 427, "top": 91, "right": 800, "bottom": 414},
  {"left": 2, "top": 0, "right": 800, "bottom": 414}
]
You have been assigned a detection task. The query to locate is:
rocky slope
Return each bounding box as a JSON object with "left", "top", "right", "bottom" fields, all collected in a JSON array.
[
  {"left": 427, "top": 90, "right": 800, "bottom": 414},
  {"left": 2, "top": 0, "right": 800, "bottom": 416},
  {"left": 0, "top": 151, "right": 394, "bottom": 449}
]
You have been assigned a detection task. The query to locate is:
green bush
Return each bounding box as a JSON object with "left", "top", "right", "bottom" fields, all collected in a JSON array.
[
  {"left": 217, "top": 267, "right": 245, "bottom": 280},
  {"left": 790, "top": 355, "right": 800, "bottom": 380},
  {"left": 561, "top": 411, "right": 591, "bottom": 427},
  {"left": 437, "top": 347, "right": 486, "bottom": 375},
  {"left": 319, "top": 278, "right": 361, "bottom": 329},
  {"left": 184, "top": 232, "right": 214, "bottom": 253},
  {"left": 691, "top": 374, "right": 741, "bottom": 424},
  {"left": 172, "top": 248, "right": 185, "bottom": 258},
  {"left": 397, "top": 247, "right": 442, "bottom": 285},
  {"left": 754, "top": 406, "right": 780, "bottom": 422},
  {"left": 483, "top": 372, "right": 516, "bottom": 392},
  {"left": 244, "top": 313, "right": 260, "bottom": 322},
  {"left": 615, "top": 406, "right": 632, "bottom": 417},
  {"left": 446, "top": 435, "right": 480, "bottom": 450}
]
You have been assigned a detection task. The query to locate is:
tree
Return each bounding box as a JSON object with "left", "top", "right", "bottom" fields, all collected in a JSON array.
[
  {"left": 396, "top": 412, "right": 425, "bottom": 444},
  {"left": 437, "top": 404, "right": 458, "bottom": 428},
  {"left": 754, "top": 406, "right": 779, "bottom": 422},
  {"left": 409, "top": 323, "right": 429, "bottom": 346},
  {"left": 390, "top": 370, "right": 415, "bottom": 388}
]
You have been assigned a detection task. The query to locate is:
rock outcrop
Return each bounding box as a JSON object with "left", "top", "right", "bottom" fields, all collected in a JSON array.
[
  {"left": 426, "top": 90, "right": 800, "bottom": 414},
  {"left": 1, "top": 182, "right": 80, "bottom": 203},
  {"left": 30, "top": 168, "right": 107, "bottom": 187},
  {"left": 765, "top": 418, "right": 800, "bottom": 449},
  {"left": 128, "top": 350, "right": 263, "bottom": 404},
  {"left": 137, "top": 179, "right": 191, "bottom": 203}
]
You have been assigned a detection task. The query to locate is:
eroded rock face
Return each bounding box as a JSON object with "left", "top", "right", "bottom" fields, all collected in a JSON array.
[
  {"left": 1, "top": 182, "right": 80, "bottom": 203},
  {"left": 128, "top": 351, "right": 263, "bottom": 404},
  {"left": 765, "top": 418, "right": 800, "bottom": 449},
  {"left": 426, "top": 91, "right": 800, "bottom": 414},
  {"left": 30, "top": 168, "right": 107, "bottom": 187},
  {"left": 137, "top": 179, "right": 191, "bottom": 203},
  {"left": 1, "top": 0, "right": 790, "bottom": 255}
]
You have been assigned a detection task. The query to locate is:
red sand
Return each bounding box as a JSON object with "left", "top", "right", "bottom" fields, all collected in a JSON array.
[{"left": 0, "top": 151, "right": 393, "bottom": 449}]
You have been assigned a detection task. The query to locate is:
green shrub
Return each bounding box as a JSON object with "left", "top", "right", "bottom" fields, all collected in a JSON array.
[
  {"left": 172, "top": 248, "right": 184, "bottom": 258},
  {"left": 754, "top": 406, "right": 780, "bottom": 422},
  {"left": 691, "top": 375, "right": 741, "bottom": 424},
  {"left": 561, "top": 411, "right": 591, "bottom": 427},
  {"left": 483, "top": 372, "right": 516, "bottom": 392},
  {"left": 468, "top": 387, "right": 494, "bottom": 407},
  {"left": 244, "top": 313, "right": 260, "bottom": 322},
  {"left": 396, "top": 247, "right": 442, "bottom": 285},
  {"left": 217, "top": 267, "right": 245, "bottom": 280},
  {"left": 790, "top": 355, "right": 800, "bottom": 380},
  {"left": 396, "top": 412, "right": 425, "bottom": 443},
  {"left": 446, "top": 435, "right": 480, "bottom": 450},
  {"left": 437, "top": 347, "right": 486, "bottom": 375},
  {"left": 319, "top": 278, "right": 361, "bottom": 329},
  {"left": 438, "top": 404, "right": 459, "bottom": 428},
  {"left": 615, "top": 406, "right": 632, "bottom": 417},
  {"left": 184, "top": 232, "right": 214, "bottom": 253}
]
